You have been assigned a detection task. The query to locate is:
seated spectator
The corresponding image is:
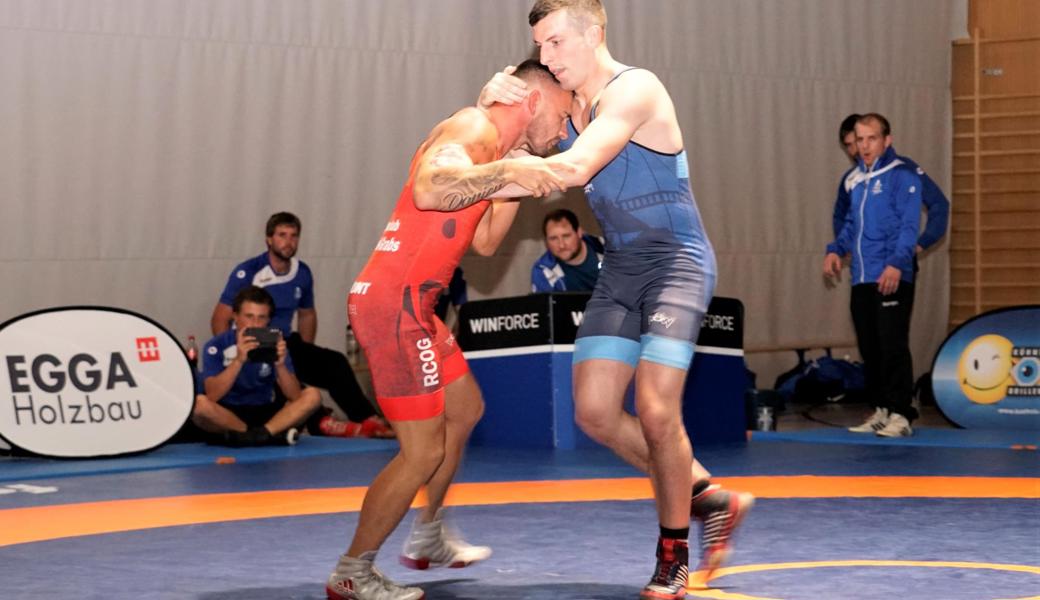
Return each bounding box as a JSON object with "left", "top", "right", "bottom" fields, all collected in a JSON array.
[
  {"left": 531, "top": 208, "right": 604, "bottom": 292},
  {"left": 193, "top": 286, "right": 322, "bottom": 446},
  {"left": 211, "top": 211, "right": 393, "bottom": 438}
]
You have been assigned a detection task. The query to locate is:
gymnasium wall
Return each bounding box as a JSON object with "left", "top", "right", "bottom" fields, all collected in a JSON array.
[
  {"left": 949, "top": 0, "right": 1040, "bottom": 327},
  {"left": 0, "top": 0, "right": 962, "bottom": 384}
]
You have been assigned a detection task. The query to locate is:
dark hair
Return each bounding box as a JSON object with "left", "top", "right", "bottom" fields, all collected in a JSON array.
[
  {"left": 265, "top": 212, "right": 301, "bottom": 237},
  {"left": 513, "top": 58, "right": 559, "bottom": 86},
  {"left": 839, "top": 114, "right": 861, "bottom": 141},
  {"left": 529, "top": 0, "right": 606, "bottom": 29},
  {"left": 232, "top": 285, "right": 275, "bottom": 314},
  {"left": 542, "top": 208, "right": 579, "bottom": 235},
  {"left": 856, "top": 113, "right": 891, "bottom": 137}
]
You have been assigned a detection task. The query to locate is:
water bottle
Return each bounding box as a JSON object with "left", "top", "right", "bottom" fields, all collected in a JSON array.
[
  {"left": 756, "top": 406, "right": 775, "bottom": 431},
  {"left": 185, "top": 335, "right": 199, "bottom": 371}
]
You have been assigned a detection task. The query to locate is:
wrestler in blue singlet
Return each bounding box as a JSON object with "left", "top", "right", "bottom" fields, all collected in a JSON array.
[{"left": 563, "top": 68, "right": 716, "bottom": 370}]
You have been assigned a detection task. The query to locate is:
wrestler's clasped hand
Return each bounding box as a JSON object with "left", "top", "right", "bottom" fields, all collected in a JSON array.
[{"left": 509, "top": 155, "right": 575, "bottom": 197}]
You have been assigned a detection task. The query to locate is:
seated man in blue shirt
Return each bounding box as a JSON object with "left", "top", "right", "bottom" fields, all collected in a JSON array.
[
  {"left": 212, "top": 212, "right": 393, "bottom": 438},
  {"left": 194, "top": 286, "right": 321, "bottom": 446},
  {"left": 531, "top": 208, "right": 604, "bottom": 292}
]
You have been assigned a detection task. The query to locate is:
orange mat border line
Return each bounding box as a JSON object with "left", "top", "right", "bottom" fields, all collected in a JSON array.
[{"left": 1, "top": 475, "right": 1037, "bottom": 548}]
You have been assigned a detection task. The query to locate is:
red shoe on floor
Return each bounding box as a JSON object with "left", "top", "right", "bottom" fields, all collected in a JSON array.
[
  {"left": 319, "top": 415, "right": 395, "bottom": 439},
  {"left": 357, "top": 415, "right": 395, "bottom": 438},
  {"left": 690, "top": 484, "right": 754, "bottom": 584},
  {"left": 640, "top": 537, "right": 689, "bottom": 600}
]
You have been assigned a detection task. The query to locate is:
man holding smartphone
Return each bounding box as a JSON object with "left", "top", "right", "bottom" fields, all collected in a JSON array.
[
  {"left": 194, "top": 286, "right": 321, "bottom": 446},
  {"left": 211, "top": 212, "right": 394, "bottom": 438}
]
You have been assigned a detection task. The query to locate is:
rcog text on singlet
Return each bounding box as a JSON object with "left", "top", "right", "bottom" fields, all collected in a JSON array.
[{"left": 416, "top": 338, "right": 439, "bottom": 387}]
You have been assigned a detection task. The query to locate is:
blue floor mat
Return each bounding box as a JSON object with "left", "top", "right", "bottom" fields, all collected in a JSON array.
[
  {"left": 752, "top": 426, "right": 1040, "bottom": 450},
  {"left": 2, "top": 498, "right": 1037, "bottom": 600},
  {"left": 0, "top": 437, "right": 398, "bottom": 483}
]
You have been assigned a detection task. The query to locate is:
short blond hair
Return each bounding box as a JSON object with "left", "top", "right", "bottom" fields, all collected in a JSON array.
[{"left": 529, "top": 0, "right": 607, "bottom": 30}]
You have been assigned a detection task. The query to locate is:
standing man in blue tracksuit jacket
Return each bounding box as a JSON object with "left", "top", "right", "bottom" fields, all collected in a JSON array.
[
  {"left": 824, "top": 113, "right": 924, "bottom": 438},
  {"left": 833, "top": 114, "right": 949, "bottom": 261}
]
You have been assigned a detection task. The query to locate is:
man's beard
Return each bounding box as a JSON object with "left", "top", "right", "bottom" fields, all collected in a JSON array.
[{"left": 270, "top": 246, "right": 296, "bottom": 262}]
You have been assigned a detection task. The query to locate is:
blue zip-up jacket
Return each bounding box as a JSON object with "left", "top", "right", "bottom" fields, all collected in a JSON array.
[
  {"left": 833, "top": 152, "right": 948, "bottom": 250},
  {"left": 531, "top": 234, "right": 605, "bottom": 292},
  {"left": 826, "top": 146, "right": 923, "bottom": 284}
]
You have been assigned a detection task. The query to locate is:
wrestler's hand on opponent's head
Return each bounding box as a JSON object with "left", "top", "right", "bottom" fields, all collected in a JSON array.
[{"left": 478, "top": 65, "right": 528, "bottom": 110}]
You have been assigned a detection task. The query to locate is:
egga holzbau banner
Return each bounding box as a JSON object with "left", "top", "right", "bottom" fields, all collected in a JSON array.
[{"left": 0, "top": 307, "right": 194, "bottom": 457}]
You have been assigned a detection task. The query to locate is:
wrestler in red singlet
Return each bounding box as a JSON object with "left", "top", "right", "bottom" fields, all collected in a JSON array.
[
  {"left": 348, "top": 151, "right": 490, "bottom": 422},
  {"left": 325, "top": 60, "right": 574, "bottom": 600}
]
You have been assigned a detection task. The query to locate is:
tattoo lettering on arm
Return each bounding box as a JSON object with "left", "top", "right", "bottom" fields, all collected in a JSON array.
[{"left": 431, "top": 164, "right": 509, "bottom": 211}]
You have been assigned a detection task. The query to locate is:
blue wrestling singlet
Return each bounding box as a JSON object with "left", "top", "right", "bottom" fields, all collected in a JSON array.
[{"left": 562, "top": 68, "right": 716, "bottom": 370}]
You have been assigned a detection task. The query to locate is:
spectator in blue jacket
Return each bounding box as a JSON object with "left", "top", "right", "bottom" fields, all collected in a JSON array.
[
  {"left": 531, "top": 208, "right": 604, "bottom": 292},
  {"left": 195, "top": 286, "right": 322, "bottom": 446},
  {"left": 211, "top": 212, "right": 393, "bottom": 439},
  {"left": 833, "top": 114, "right": 949, "bottom": 258},
  {"left": 824, "top": 113, "right": 925, "bottom": 438}
]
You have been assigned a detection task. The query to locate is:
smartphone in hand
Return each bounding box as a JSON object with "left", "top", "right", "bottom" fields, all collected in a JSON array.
[{"left": 244, "top": 327, "right": 281, "bottom": 363}]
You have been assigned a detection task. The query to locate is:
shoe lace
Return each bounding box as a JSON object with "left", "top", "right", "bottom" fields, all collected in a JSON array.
[
  {"left": 428, "top": 522, "right": 461, "bottom": 561},
  {"left": 365, "top": 565, "right": 409, "bottom": 598},
  {"left": 406, "top": 519, "right": 445, "bottom": 558},
  {"left": 649, "top": 553, "right": 688, "bottom": 588},
  {"left": 415, "top": 517, "right": 473, "bottom": 561},
  {"left": 441, "top": 522, "right": 477, "bottom": 552},
  {"left": 653, "top": 558, "right": 673, "bottom": 583}
]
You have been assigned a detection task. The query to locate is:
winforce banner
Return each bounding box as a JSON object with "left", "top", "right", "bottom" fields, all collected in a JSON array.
[
  {"left": 458, "top": 292, "right": 743, "bottom": 353},
  {"left": 0, "top": 307, "right": 194, "bottom": 457},
  {"left": 932, "top": 305, "right": 1040, "bottom": 431}
]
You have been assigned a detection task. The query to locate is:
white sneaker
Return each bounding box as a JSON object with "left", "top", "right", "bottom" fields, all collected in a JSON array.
[
  {"left": 399, "top": 510, "right": 491, "bottom": 570},
  {"left": 876, "top": 413, "right": 913, "bottom": 438},
  {"left": 848, "top": 407, "right": 889, "bottom": 433},
  {"left": 326, "top": 551, "right": 425, "bottom": 600}
]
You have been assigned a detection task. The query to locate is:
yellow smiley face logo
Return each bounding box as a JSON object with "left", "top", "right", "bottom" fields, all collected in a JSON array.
[{"left": 958, "top": 334, "right": 1015, "bottom": 404}]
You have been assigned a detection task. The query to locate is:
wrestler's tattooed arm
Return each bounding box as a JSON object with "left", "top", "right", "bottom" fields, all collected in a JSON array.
[
  {"left": 428, "top": 164, "right": 508, "bottom": 211},
  {"left": 412, "top": 107, "right": 570, "bottom": 211}
]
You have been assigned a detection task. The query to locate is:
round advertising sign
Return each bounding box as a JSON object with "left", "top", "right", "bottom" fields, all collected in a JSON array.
[
  {"left": 932, "top": 305, "right": 1040, "bottom": 431},
  {"left": 0, "top": 307, "right": 194, "bottom": 457}
]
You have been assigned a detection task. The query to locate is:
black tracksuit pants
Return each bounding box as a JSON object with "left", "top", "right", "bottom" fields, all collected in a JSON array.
[
  {"left": 850, "top": 282, "right": 918, "bottom": 421},
  {"left": 286, "top": 332, "right": 376, "bottom": 422}
]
